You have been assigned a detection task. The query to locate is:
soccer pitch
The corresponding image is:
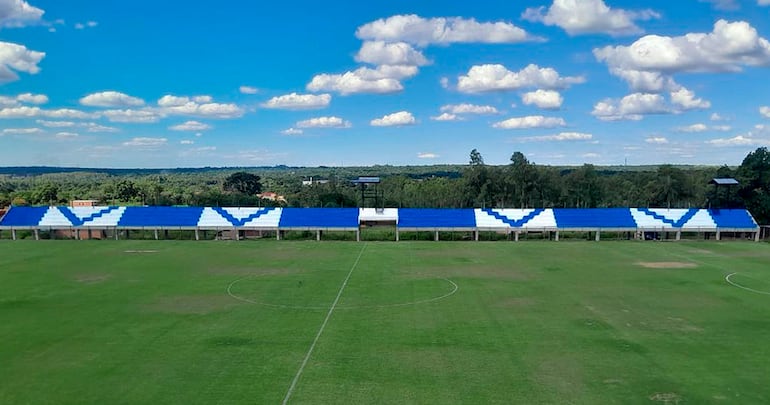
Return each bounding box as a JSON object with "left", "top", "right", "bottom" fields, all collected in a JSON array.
[{"left": 1, "top": 240, "right": 769, "bottom": 404}]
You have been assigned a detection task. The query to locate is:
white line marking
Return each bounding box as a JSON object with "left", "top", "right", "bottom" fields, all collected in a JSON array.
[
  {"left": 282, "top": 243, "right": 367, "bottom": 405},
  {"left": 725, "top": 272, "right": 770, "bottom": 296},
  {"left": 226, "top": 276, "right": 458, "bottom": 310}
]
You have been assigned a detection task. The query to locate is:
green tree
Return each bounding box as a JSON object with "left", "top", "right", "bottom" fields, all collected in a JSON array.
[
  {"left": 223, "top": 172, "right": 262, "bottom": 195},
  {"left": 737, "top": 147, "right": 770, "bottom": 224}
]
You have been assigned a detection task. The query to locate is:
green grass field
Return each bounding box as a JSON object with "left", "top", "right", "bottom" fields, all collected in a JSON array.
[{"left": 1, "top": 240, "right": 770, "bottom": 404}]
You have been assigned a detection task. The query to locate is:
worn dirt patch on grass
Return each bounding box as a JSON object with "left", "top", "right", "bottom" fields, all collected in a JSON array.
[
  {"left": 206, "top": 267, "right": 298, "bottom": 276},
  {"left": 148, "top": 295, "right": 239, "bottom": 314},
  {"left": 74, "top": 274, "right": 111, "bottom": 284},
  {"left": 649, "top": 392, "right": 682, "bottom": 404},
  {"left": 636, "top": 262, "right": 696, "bottom": 269}
]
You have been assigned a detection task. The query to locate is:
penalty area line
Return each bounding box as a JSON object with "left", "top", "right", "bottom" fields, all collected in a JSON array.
[{"left": 282, "top": 242, "right": 368, "bottom": 405}]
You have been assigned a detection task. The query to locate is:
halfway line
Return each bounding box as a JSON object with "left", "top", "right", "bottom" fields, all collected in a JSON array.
[{"left": 282, "top": 243, "right": 368, "bottom": 405}]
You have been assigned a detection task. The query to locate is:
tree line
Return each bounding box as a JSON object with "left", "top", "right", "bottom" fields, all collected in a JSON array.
[{"left": 1, "top": 147, "right": 769, "bottom": 224}]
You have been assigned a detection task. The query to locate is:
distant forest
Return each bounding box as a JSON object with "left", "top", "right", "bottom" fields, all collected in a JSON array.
[{"left": 1, "top": 147, "right": 769, "bottom": 224}]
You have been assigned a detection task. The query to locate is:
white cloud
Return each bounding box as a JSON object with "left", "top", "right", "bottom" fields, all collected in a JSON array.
[
  {"left": 80, "top": 91, "right": 145, "bottom": 108},
  {"left": 0, "top": 41, "right": 45, "bottom": 83},
  {"left": 169, "top": 120, "right": 211, "bottom": 131},
  {"left": 74, "top": 23, "right": 84, "bottom": 29},
  {"left": 355, "top": 41, "right": 429, "bottom": 66},
  {"left": 2, "top": 127, "right": 43, "bottom": 135},
  {"left": 261, "top": 93, "right": 331, "bottom": 110},
  {"left": 592, "top": 93, "right": 670, "bottom": 121},
  {"left": 0, "top": 0, "right": 44, "bottom": 28},
  {"left": 523, "top": 0, "right": 659, "bottom": 36},
  {"left": 356, "top": 14, "right": 538, "bottom": 46},
  {"left": 86, "top": 21, "right": 97, "bottom": 28},
  {"left": 431, "top": 113, "right": 462, "bottom": 121},
  {"left": 239, "top": 85, "right": 259, "bottom": 94},
  {"left": 761, "top": 106, "right": 770, "bottom": 118},
  {"left": 707, "top": 135, "right": 766, "bottom": 146},
  {"left": 521, "top": 89, "right": 563, "bottom": 109},
  {"left": 0, "top": 106, "right": 98, "bottom": 119},
  {"left": 417, "top": 152, "right": 439, "bottom": 159},
  {"left": 710, "top": 112, "right": 727, "bottom": 121},
  {"left": 370, "top": 111, "right": 416, "bottom": 127},
  {"left": 440, "top": 103, "right": 499, "bottom": 115},
  {"left": 55, "top": 131, "right": 79, "bottom": 139},
  {"left": 700, "top": 0, "right": 739, "bottom": 11},
  {"left": 492, "top": 115, "right": 566, "bottom": 129},
  {"left": 156, "top": 95, "right": 243, "bottom": 118},
  {"left": 519, "top": 132, "right": 592, "bottom": 142},
  {"left": 16, "top": 92, "right": 47, "bottom": 104},
  {"left": 281, "top": 128, "right": 304, "bottom": 135},
  {"left": 307, "top": 65, "right": 418, "bottom": 95},
  {"left": 761, "top": 0, "right": 770, "bottom": 6},
  {"left": 36, "top": 120, "right": 74, "bottom": 128},
  {"left": 646, "top": 137, "right": 669, "bottom": 144},
  {"left": 180, "top": 140, "right": 195, "bottom": 145},
  {"left": 122, "top": 137, "right": 167, "bottom": 147},
  {"left": 103, "top": 109, "right": 161, "bottom": 123},
  {"left": 669, "top": 88, "right": 710, "bottom": 110},
  {"left": 676, "top": 123, "right": 731, "bottom": 132},
  {"left": 296, "top": 116, "right": 351, "bottom": 129},
  {"left": 35, "top": 120, "right": 117, "bottom": 132},
  {"left": 82, "top": 122, "right": 119, "bottom": 133},
  {"left": 456, "top": 64, "right": 585, "bottom": 93},
  {"left": 595, "top": 20, "right": 770, "bottom": 91}
]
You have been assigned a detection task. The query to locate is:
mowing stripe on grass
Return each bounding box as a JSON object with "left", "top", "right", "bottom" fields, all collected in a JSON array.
[{"left": 282, "top": 243, "right": 368, "bottom": 405}]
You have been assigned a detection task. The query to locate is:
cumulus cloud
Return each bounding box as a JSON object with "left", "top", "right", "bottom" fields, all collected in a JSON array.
[
  {"left": 180, "top": 140, "right": 195, "bottom": 145},
  {"left": 281, "top": 128, "right": 304, "bottom": 135},
  {"left": 80, "top": 91, "right": 145, "bottom": 108},
  {"left": 0, "top": 41, "right": 44, "bottom": 83},
  {"left": 356, "top": 14, "right": 538, "bottom": 46},
  {"left": 370, "top": 111, "right": 416, "bottom": 127},
  {"left": 355, "top": 41, "right": 429, "bottom": 66},
  {"left": 706, "top": 135, "right": 765, "bottom": 146},
  {"left": 761, "top": 106, "right": 770, "bottom": 118},
  {"left": 35, "top": 120, "right": 118, "bottom": 132},
  {"left": 169, "top": 120, "right": 211, "bottom": 131},
  {"left": 710, "top": 112, "right": 727, "bottom": 121},
  {"left": 492, "top": 115, "right": 566, "bottom": 129},
  {"left": 55, "top": 131, "right": 79, "bottom": 139},
  {"left": 519, "top": 132, "right": 592, "bottom": 142},
  {"left": 0, "top": 0, "right": 44, "bottom": 28},
  {"left": 440, "top": 103, "right": 499, "bottom": 115},
  {"left": 239, "top": 85, "right": 259, "bottom": 94},
  {"left": 0, "top": 106, "right": 98, "bottom": 119},
  {"left": 592, "top": 93, "right": 670, "bottom": 121},
  {"left": 646, "top": 137, "right": 669, "bottom": 144},
  {"left": 296, "top": 116, "right": 351, "bottom": 129},
  {"left": 417, "top": 152, "right": 439, "bottom": 159},
  {"left": 456, "top": 64, "right": 585, "bottom": 93},
  {"left": 122, "top": 137, "right": 167, "bottom": 147},
  {"left": 595, "top": 20, "right": 770, "bottom": 91},
  {"left": 103, "top": 109, "right": 161, "bottom": 123},
  {"left": 307, "top": 65, "right": 418, "bottom": 95},
  {"left": 669, "top": 88, "right": 710, "bottom": 110},
  {"left": 156, "top": 95, "right": 243, "bottom": 118},
  {"left": 261, "top": 93, "right": 331, "bottom": 110},
  {"left": 521, "top": 89, "right": 563, "bottom": 109},
  {"left": 522, "top": 0, "right": 659, "bottom": 36},
  {"left": 0, "top": 92, "right": 47, "bottom": 107},
  {"left": 431, "top": 112, "right": 461, "bottom": 121}
]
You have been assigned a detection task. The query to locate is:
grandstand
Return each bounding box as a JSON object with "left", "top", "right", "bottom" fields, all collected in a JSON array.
[{"left": 0, "top": 206, "right": 760, "bottom": 241}]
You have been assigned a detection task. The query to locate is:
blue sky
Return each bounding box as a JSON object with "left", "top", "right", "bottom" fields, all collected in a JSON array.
[{"left": 0, "top": 0, "right": 769, "bottom": 168}]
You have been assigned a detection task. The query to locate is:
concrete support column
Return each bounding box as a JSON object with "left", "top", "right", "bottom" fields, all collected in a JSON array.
[
  {"left": 276, "top": 230, "right": 282, "bottom": 241},
  {"left": 716, "top": 231, "right": 721, "bottom": 241},
  {"left": 555, "top": 231, "right": 560, "bottom": 242},
  {"left": 34, "top": 229, "right": 39, "bottom": 241},
  {"left": 195, "top": 228, "right": 200, "bottom": 241},
  {"left": 12, "top": 229, "right": 17, "bottom": 240},
  {"left": 154, "top": 229, "right": 159, "bottom": 240},
  {"left": 316, "top": 230, "right": 322, "bottom": 241},
  {"left": 234, "top": 228, "right": 239, "bottom": 241},
  {"left": 756, "top": 231, "right": 761, "bottom": 242},
  {"left": 595, "top": 230, "right": 601, "bottom": 242},
  {"left": 75, "top": 229, "right": 81, "bottom": 240},
  {"left": 676, "top": 231, "right": 681, "bottom": 241},
  {"left": 395, "top": 229, "right": 399, "bottom": 242},
  {"left": 356, "top": 230, "right": 361, "bottom": 242},
  {"left": 474, "top": 231, "right": 479, "bottom": 241},
  {"left": 515, "top": 231, "right": 520, "bottom": 242},
  {"left": 434, "top": 231, "right": 439, "bottom": 241}
]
